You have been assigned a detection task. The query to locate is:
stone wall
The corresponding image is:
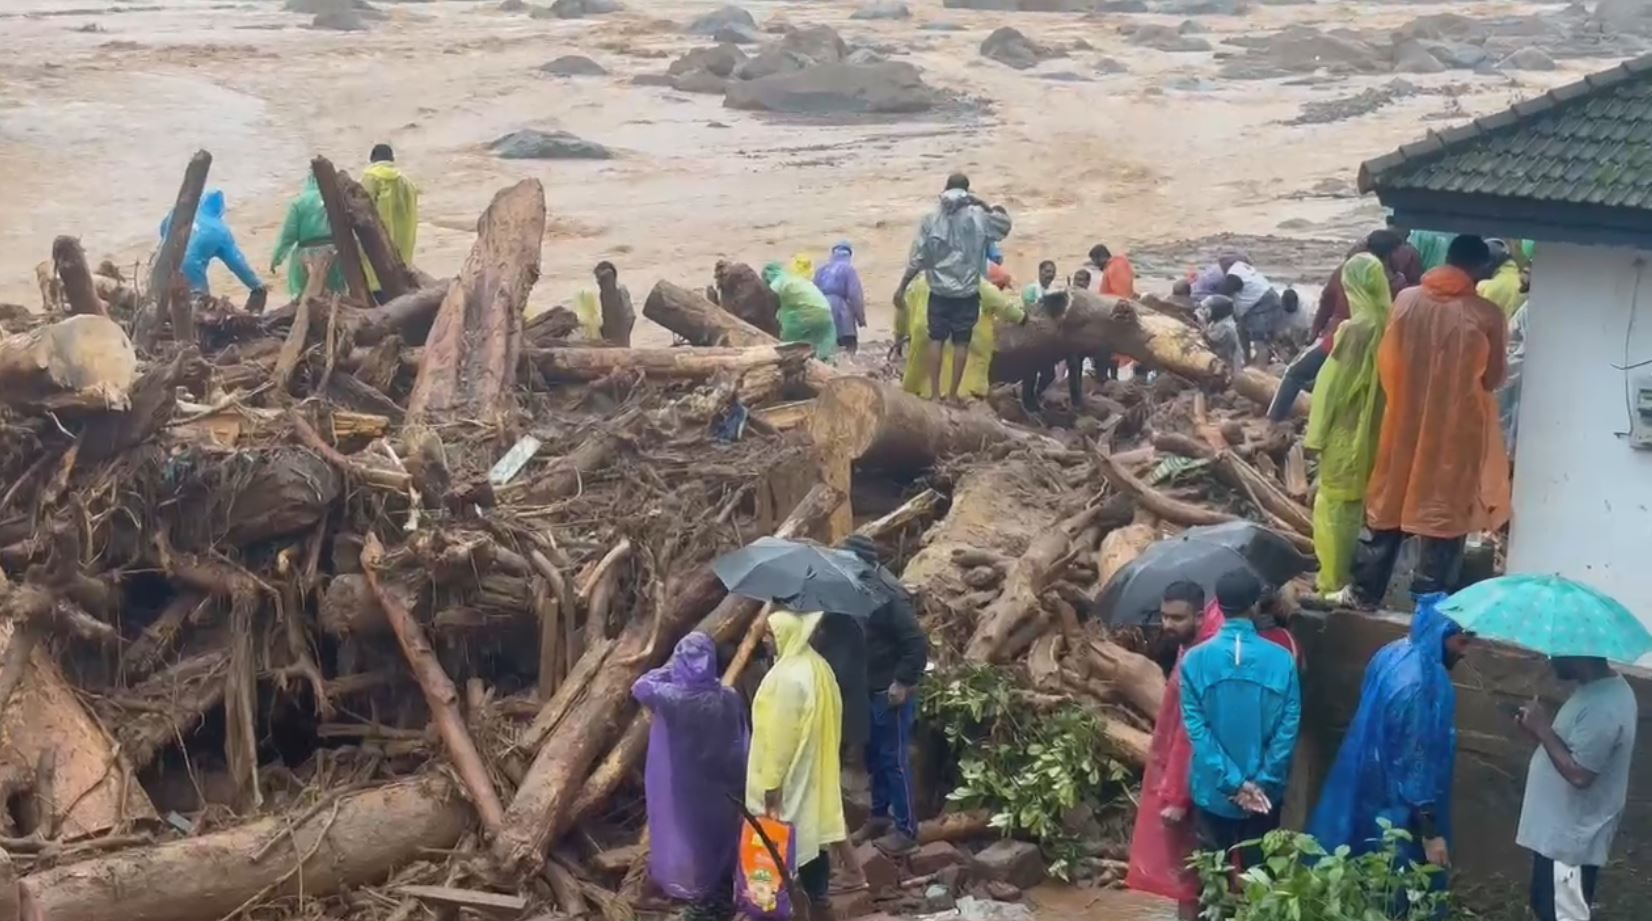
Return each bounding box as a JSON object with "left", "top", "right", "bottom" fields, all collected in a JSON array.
[{"left": 1285, "top": 609, "right": 1652, "bottom": 921}]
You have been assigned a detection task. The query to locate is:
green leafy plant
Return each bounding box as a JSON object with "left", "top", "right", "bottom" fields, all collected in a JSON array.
[
  {"left": 1192, "top": 822, "right": 1467, "bottom": 921},
  {"left": 921, "top": 663, "right": 1130, "bottom": 879}
]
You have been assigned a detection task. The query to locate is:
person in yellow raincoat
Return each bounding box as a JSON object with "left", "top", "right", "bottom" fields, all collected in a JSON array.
[
  {"left": 1475, "top": 239, "right": 1525, "bottom": 318},
  {"left": 1355, "top": 235, "right": 1510, "bottom": 605},
  {"left": 762, "top": 262, "right": 836, "bottom": 361},
  {"left": 790, "top": 253, "right": 815, "bottom": 279},
  {"left": 898, "top": 275, "right": 1024, "bottom": 399},
  {"left": 361, "top": 144, "right": 419, "bottom": 301},
  {"left": 747, "top": 610, "right": 845, "bottom": 909},
  {"left": 1304, "top": 253, "right": 1391, "bottom": 597}
]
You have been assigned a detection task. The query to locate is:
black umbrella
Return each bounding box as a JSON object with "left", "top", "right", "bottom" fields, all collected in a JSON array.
[
  {"left": 1094, "top": 521, "right": 1316, "bottom": 628},
  {"left": 711, "top": 536, "right": 884, "bottom": 619}
]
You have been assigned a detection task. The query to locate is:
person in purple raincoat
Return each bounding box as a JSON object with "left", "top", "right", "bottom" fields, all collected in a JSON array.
[
  {"left": 633, "top": 633, "right": 750, "bottom": 921},
  {"left": 814, "top": 242, "right": 867, "bottom": 356}
]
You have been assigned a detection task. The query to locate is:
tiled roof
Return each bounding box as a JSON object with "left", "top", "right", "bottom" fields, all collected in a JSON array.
[{"left": 1358, "top": 53, "right": 1652, "bottom": 210}]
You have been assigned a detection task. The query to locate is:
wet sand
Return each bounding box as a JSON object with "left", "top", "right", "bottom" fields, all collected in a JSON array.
[{"left": 0, "top": 0, "right": 1617, "bottom": 340}]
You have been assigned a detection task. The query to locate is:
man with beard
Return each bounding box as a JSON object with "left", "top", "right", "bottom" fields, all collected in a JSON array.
[
  {"left": 1307, "top": 594, "right": 1472, "bottom": 876},
  {"left": 1126, "top": 581, "right": 1221, "bottom": 920}
]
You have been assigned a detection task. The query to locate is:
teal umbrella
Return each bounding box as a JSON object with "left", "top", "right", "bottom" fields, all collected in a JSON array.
[{"left": 1438, "top": 574, "right": 1652, "bottom": 664}]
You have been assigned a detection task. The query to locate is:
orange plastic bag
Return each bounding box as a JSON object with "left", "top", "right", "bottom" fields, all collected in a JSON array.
[{"left": 735, "top": 816, "right": 796, "bottom": 920}]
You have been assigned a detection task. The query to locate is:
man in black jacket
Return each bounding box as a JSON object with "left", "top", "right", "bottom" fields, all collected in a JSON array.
[{"left": 838, "top": 535, "right": 930, "bottom": 855}]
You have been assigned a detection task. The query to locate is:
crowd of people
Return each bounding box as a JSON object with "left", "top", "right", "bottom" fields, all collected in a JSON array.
[
  {"left": 633, "top": 537, "right": 928, "bottom": 921},
  {"left": 1126, "top": 571, "right": 1637, "bottom": 921}
]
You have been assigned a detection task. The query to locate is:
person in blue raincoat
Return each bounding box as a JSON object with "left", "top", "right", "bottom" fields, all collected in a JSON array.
[
  {"left": 160, "top": 190, "right": 266, "bottom": 296},
  {"left": 1308, "top": 594, "right": 1471, "bottom": 874}
]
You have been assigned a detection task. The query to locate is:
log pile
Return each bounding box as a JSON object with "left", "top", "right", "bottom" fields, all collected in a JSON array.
[{"left": 0, "top": 156, "right": 1324, "bottom": 920}]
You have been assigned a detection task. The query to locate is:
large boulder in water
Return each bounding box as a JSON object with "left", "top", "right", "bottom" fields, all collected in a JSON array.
[
  {"left": 944, "top": 0, "right": 1090, "bottom": 10},
  {"left": 286, "top": 0, "right": 381, "bottom": 13},
  {"left": 670, "top": 43, "right": 748, "bottom": 77},
  {"left": 1595, "top": 0, "right": 1652, "bottom": 28},
  {"left": 541, "top": 54, "right": 609, "bottom": 76},
  {"left": 724, "top": 62, "right": 938, "bottom": 115},
  {"left": 313, "top": 8, "right": 368, "bottom": 28},
  {"left": 687, "top": 5, "right": 757, "bottom": 35},
  {"left": 1499, "top": 47, "right": 1557, "bottom": 70},
  {"left": 490, "top": 129, "right": 615, "bottom": 160},
  {"left": 979, "top": 26, "right": 1061, "bottom": 69},
  {"left": 1127, "top": 24, "right": 1212, "bottom": 52},
  {"left": 851, "top": 0, "right": 911, "bottom": 19},
  {"left": 735, "top": 25, "right": 848, "bottom": 79},
  {"left": 1391, "top": 39, "right": 1447, "bottom": 74},
  {"left": 545, "top": 0, "right": 622, "bottom": 18}
]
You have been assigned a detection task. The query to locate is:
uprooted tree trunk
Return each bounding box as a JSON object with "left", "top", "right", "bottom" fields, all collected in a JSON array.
[
  {"left": 310, "top": 156, "right": 375, "bottom": 309},
  {"left": 408, "top": 180, "right": 545, "bottom": 421},
  {"left": 18, "top": 776, "right": 472, "bottom": 921},
  {"left": 337, "top": 170, "right": 418, "bottom": 302},
  {"left": 0, "top": 315, "right": 137, "bottom": 413},
  {"left": 51, "top": 237, "right": 104, "bottom": 318},
  {"left": 525, "top": 343, "right": 812, "bottom": 384},
  {"left": 142, "top": 149, "right": 211, "bottom": 349},
  {"left": 491, "top": 483, "right": 841, "bottom": 877},
  {"left": 643, "top": 281, "right": 833, "bottom": 393}
]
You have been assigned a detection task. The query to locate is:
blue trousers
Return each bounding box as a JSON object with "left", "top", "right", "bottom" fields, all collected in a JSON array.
[{"left": 865, "top": 692, "right": 917, "bottom": 837}]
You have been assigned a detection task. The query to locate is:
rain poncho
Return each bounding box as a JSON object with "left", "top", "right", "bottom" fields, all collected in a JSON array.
[
  {"left": 1498, "top": 304, "right": 1528, "bottom": 456},
  {"left": 813, "top": 244, "right": 865, "bottom": 340},
  {"left": 1179, "top": 618, "right": 1302, "bottom": 819},
  {"left": 1126, "top": 605, "right": 1226, "bottom": 902},
  {"left": 906, "top": 189, "right": 1012, "bottom": 299},
  {"left": 361, "top": 161, "right": 419, "bottom": 293},
  {"left": 1306, "top": 254, "right": 1392, "bottom": 593},
  {"left": 762, "top": 263, "right": 836, "bottom": 361},
  {"left": 790, "top": 253, "right": 814, "bottom": 279},
  {"left": 160, "top": 190, "right": 262, "bottom": 295},
  {"left": 272, "top": 176, "right": 345, "bottom": 297},
  {"left": 1366, "top": 267, "right": 1511, "bottom": 538},
  {"left": 633, "top": 633, "right": 749, "bottom": 900},
  {"left": 1477, "top": 259, "right": 1526, "bottom": 318},
  {"left": 1308, "top": 594, "right": 1460, "bottom": 865},
  {"left": 898, "top": 275, "right": 1024, "bottom": 399},
  {"left": 747, "top": 611, "right": 847, "bottom": 865},
  {"left": 1098, "top": 255, "right": 1137, "bottom": 298},
  {"left": 1407, "top": 230, "right": 1452, "bottom": 272}
]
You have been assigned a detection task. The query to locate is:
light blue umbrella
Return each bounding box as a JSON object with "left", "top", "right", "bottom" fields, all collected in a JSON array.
[{"left": 1438, "top": 574, "right": 1652, "bottom": 664}]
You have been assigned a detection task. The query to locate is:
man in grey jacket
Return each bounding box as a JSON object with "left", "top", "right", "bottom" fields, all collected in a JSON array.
[{"left": 893, "top": 173, "right": 1013, "bottom": 402}]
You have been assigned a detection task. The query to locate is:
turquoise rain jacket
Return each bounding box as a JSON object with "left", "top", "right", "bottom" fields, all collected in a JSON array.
[
  {"left": 160, "top": 190, "right": 262, "bottom": 294},
  {"left": 1179, "top": 618, "right": 1302, "bottom": 820}
]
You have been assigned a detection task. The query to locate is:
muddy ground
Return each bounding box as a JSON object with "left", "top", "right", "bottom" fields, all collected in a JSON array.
[{"left": 0, "top": 0, "right": 1641, "bottom": 340}]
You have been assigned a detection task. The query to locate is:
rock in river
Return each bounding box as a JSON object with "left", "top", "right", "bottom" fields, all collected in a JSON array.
[
  {"left": 979, "top": 26, "right": 1062, "bottom": 70},
  {"left": 687, "top": 5, "right": 757, "bottom": 35},
  {"left": 490, "top": 129, "right": 615, "bottom": 160},
  {"left": 852, "top": 0, "right": 911, "bottom": 19},
  {"left": 541, "top": 55, "right": 609, "bottom": 76},
  {"left": 724, "top": 62, "right": 937, "bottom": 115}
]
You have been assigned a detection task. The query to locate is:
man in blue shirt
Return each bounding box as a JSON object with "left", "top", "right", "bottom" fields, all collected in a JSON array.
[{"left": 1180, "top": 569, "right": 1302, "bottom": 872}]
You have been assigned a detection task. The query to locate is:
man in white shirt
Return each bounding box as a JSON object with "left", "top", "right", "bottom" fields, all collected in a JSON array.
[{"left": 1219, "top": 258, "right": 1283, "bottom": 362}]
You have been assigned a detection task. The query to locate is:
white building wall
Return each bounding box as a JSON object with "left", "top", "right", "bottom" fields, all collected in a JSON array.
[{"left": 1508, "top": 242, "right": 1652, "bottom": 639}]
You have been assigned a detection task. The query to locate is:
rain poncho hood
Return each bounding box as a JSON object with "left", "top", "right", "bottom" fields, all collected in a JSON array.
[
  {"left": 906, "top": 189, "right": 1012, "bottom": 299},
  {"left": 814, "top": 243, "right": 866, "bottom": 340},
  {"left": 1366, "top": 267, "right": 1511, "bottom": 538},
  {"left": 633, "top": 633, "right": 749, "bottom": 900},
  {"left": 1126, "top": 604, "right": 1226, "bottom": 901},
  {"left": 361, "top": 161, "right": 419, "bottom": 292},
  {"left": 1477, "top": 258, "right": 1525, "bottom": 318},
  {"left": 747, "top": 611, "right": 847, "bottom": 864},
  {"left": 790, "top": 252, "right": 815, "bottom": 278},
  {"left": 1308, "top": 594, "right": 1460, "bottom": 861},
  {"left": 161, "top": 189, "right": 262, "bottom": 294},
  {"left": 1178, "top": 618, "right": 1302, "bottom": 819},
  {"left": 272, "top": 175, "right": 344, "bottom": 296},
  {"left": 1306, "top": 254, "right": 1391, "bottom": 591},
  {"left": 898, "top": 275, "right": 1025, "bottom": 399},
  {"left": 763, "top": 262, "right": 837, "bottom": 361}
]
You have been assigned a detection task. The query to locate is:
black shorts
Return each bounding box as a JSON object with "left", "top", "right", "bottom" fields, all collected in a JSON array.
[
  {"left": 927, "top": 291, "right": 981, "bottom": 345},
  {"left": 1194, "top": 807, "right": 1277, "bottom": 873}
]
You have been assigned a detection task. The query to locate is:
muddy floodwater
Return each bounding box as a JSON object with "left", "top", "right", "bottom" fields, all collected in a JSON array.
[{"left": 0, "top": 0, "right": 1636, "bottom": 339}]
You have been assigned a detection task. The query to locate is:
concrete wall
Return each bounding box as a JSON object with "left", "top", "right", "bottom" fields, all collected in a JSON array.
[
  {"left": 1509, "top": 243, "right": 1652, "bottom": 657},
  {"left": 1286, "top": 610, "right": 1652, "bottom": 921}
]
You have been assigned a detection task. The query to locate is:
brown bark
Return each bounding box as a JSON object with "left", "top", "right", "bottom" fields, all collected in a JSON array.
[
  {"left": 599, "top": 283, "right": 635, "bottom": 346},
  {"left": 51, "top": 237, "right": 104, "bottom": 318},
  {"left": 504, "top": 409, "right": 640, "bottom": 505},
  {"left": 1235, "top": 367, "right": 1307, "bottom": 418},
  {"left": 992, "top": 290, "right": 1223, "bottom": 385},
  {"left": 1096, "top": 522, "right": 1157, "bottom": 589},
  {"left": 338, "top": 171, "right": 416, "bottom": 301},
  {"left": 350, "top": 282, "right": 450, "bottom": 347},
  {"left": 713, "top": 261, "right": 781, "bottom": 336},
  {"left": 310, "top": 156, "right": 374, "bottom": 309},
  {"left": 917, "top": 811, "right": 993, "bottom": 844},
  {"left": 1096, "top": 447, "right": 1238, "bottom": 529},
  {"left": 18, "top": 776, "right": 472, "bottom": 921},
  {"left": 1149, "top": 433, "right": 1314, "bottom": 541},
  {"left": 851, "top": 488, "right": 947, "bottom": 543},
  {"left": 408, "top": 180, "right": 545, "bottom": 421},
  {"left": 0, "top": 315, "right": 137, "bottom": 413},
  {"left": 104, "top": 650, "right": 229, "bottom": 771},
  {"left": 492, "top": 483, "right": 840, "bottom": 875},
  {"left": 362, "top": 534, "right": 506, "bottom": 837},
  {"left": 644, "top": 280, "right": 775, "bottom": 348},
  {"left": 808, "top": 376, "right": 1061, "bottom": 475},
  {"left": 525, "top": 343, "right": 811, "bottom": 384},
  {"left": 1084, "top": 637, "right": 1167, "bottom": 718},
  {"left": 964, "top": 497, "right": 1133, "bottom": 661},
  {"left": 143, "top": 149, "right": 211, "bottom": 349}
]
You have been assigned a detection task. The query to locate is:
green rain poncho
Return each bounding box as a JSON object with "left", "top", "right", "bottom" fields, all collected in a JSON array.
[
  {"left": 762, "top": 262, "right": 836, "bottom": 361},
  {"left": 1305, "top": 253, "right": 1392, "bottom": 593},
  {"left": 272, "top": 176, "right": 345, "bottom": 297}
]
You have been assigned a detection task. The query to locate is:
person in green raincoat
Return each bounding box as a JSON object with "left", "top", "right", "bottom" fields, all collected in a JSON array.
[
  {"left": 1305, "top": 253, "right": 1392, "bottom": 597},
  {"left": 761, "top": 262, "right": 836, "bottom": 361},
  {"left": 898, "top": 275, "right": 1024, "bottom": 399},
  {"left": 271, "top": 175, "right": 345, "bottom": 297},
  {"left": 362, "top": 143, "right": 419, "bottom": 300}
]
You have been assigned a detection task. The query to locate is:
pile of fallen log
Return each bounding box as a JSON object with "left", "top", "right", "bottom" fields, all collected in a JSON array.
[{"left": 0, "top": 149, "right": 1323, "bottom": 921}]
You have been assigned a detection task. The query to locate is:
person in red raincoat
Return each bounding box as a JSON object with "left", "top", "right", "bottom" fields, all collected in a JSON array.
[{"left": 1126, "top": 581, "right": 1221, "bottom": 919}]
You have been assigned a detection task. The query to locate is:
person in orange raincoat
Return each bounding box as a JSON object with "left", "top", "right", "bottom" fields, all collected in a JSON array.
[
  {"left": 1089, "top": 243, "right": 1136, "bottom": 380},
  {"left": 1353, "top": 234, "right": 1510, "bottom": 606},
  {"left": 1126, "top": 581, "right": 1220, "bottom": 920}
]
